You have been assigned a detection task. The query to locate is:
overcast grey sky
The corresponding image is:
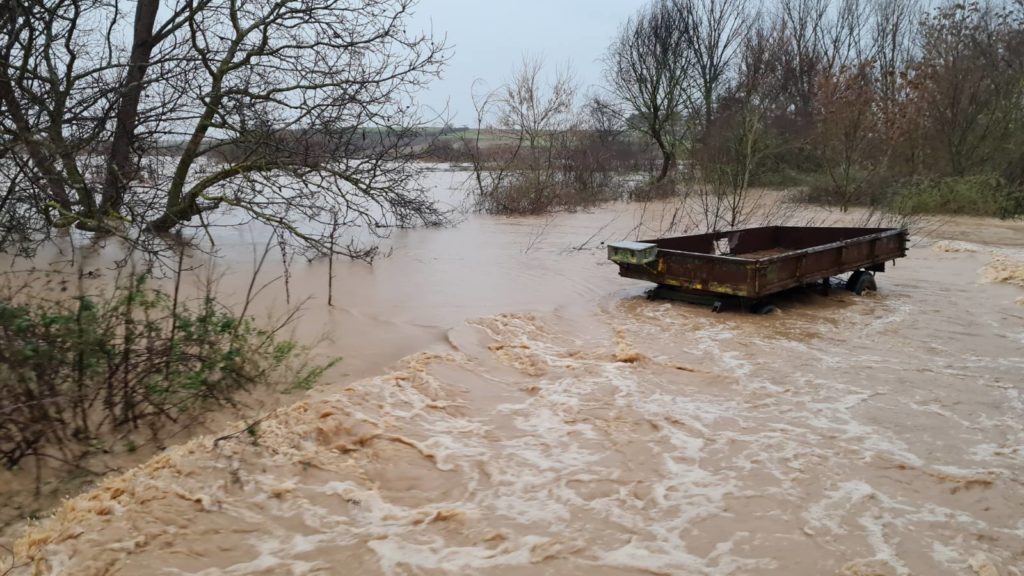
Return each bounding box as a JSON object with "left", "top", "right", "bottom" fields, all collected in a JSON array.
[{"left": 409, "top": 0, "right": 643, "bottom": 126}]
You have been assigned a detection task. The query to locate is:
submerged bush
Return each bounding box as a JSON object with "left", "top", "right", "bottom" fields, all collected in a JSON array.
[
  {"left": 887, "top": 176, "right": 1024, "bottom": 219},
  {"left": 796, "top": 174, "right": 1024, "bottom": 219},
  {"left": 0, "top": 273, "right": 329, "bottom": 469},
  {"left": 474, "top": 168, "right": 622, "bottom": 216}
]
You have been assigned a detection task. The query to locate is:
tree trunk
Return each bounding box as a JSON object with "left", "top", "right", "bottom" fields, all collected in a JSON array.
[
  {"left": 146, "top": 212, "right": 179, "bottom": 234},
  {"left": 99, "top": 0, "right": 160, "bottom": 217},
  {"left": 146, "top": 204, "right": 196, "bottom": 234},
  {"left": 656, "top": 147, "right": 675, "bottom": 183}
]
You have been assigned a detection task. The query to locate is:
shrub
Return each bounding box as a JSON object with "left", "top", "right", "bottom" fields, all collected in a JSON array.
[
  {"left": 470, "top": 141, "right": 626, "bottom": 216},
  {"left": 887, "top": 176, "right": 1024, "bottom": 219},
  {"left": 0, "top": 272, "right": 328, "bottom": 469}
]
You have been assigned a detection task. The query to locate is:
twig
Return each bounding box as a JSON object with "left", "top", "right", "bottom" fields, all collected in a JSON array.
[
  {"left": 212, "top": 413, "right": 275, "bottom": 448},
  {"left": 1, "top": 542, "right": 28, "bottom": 576},
  {"left": 328, "top": 212, "right": 338, "bottom": 306},
  {"left": 166, "top": 245, "right": 185, "bottom": 379},
  {"left": 523, "top": 214, "right": 555, "bottom": 254},
  {"left": 571, "top": 213, "right": 621, "bottom": 251},
  {"left": 237, "top": 233, "right": 276, "bottom": 326}
]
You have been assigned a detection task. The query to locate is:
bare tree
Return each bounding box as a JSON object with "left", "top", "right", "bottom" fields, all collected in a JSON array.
[
  {"left": 462, "top": 79, "right": 520, "bottom": 208},
  {"left": 865, "top": 0, "right": 920, "bottom": 174},
  {"left": 691, "top": 20, "right": 782, "bottom": 231},
  {"left": 499, "top": 56, "right": 577, "bottom": 151},
  {"left": 0, "top": 0, "right": 448, "bottom": 260},
  {"left": 463, "top": 57, "right": 579, "bottom": 214},
  {"left": 606, "top": 0, "right": 693, "bottom": 183},
  {"left": 814, "top": 61, "right": 880, "bottom": 211},
  {"left": 773, "top": 0, "right": 867, "bottom": 119},
  {"left": 870, "top": 0, "right": 919, "bottom": 99},
  {"left": 776, "top": 0, "right": 830, "bottom": 119},
  {"left": 819, "top": 0, "right": 870, "bottom": 74},
  {"left": 598, "top": 0, "right": 1022, "bottom": 219},
  {"left": 676, "top": 0, "right": 749, "bottom": 131},
  {"left": 465, "top": 58, "right": 622, "bottom": 214},
  {"left": 585, "top": 96, "right": 629, "bottom": 148},
  {"left": 909, "top": 1, "right": 1023, "bottom": 177}
]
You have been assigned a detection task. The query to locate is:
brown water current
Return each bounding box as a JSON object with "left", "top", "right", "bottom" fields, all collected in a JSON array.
[{"left": 5, "top": 169, "right": 1024, "bottom": 575}]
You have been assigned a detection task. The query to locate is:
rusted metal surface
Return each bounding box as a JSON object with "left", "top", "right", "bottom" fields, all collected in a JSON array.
[{"left": 612, "top": 226, "right": 909, "bottom": 300}]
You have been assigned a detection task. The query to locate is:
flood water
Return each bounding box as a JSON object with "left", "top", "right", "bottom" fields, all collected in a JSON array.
[{"left": 6, "top": 168, "right": 1024, "bottom": 575}]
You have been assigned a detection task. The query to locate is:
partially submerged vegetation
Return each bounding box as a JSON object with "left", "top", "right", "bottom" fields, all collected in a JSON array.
[
  {"left": 434, "top": 0, "right": 1024, "bottom": 224},
  {"left": 0, "top": 0, "right": 437, "bottom": 504},
  {"left": 0, "top": 0, "right": 448, "bottom": 261},
  {"left": 0, "top": 266, "right": 329, "bottom": 472},
  {"left": 458, "top": 59, "right": 654, "bottom": 215},
  {"left": 885, "top": 177, "right": 1024, "bottom": 220}
]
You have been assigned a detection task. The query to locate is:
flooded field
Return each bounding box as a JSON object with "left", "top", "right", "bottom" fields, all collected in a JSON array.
[{"left": 5, "top": 169, "right": 1024, "bottom": 575}]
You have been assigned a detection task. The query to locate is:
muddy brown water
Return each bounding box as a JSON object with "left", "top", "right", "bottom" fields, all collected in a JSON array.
[{"left": 3, "top": 169, "right": 1024, "bottom": 575}]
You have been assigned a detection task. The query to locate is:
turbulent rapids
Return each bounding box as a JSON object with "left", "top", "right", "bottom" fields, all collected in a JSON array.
[{"left": 5, "top": 171, "right": 1024, "bottom": 575}]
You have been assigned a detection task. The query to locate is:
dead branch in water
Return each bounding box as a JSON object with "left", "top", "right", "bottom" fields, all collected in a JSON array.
[
  {"left": 0, "top": 542, "right": 28, "bottom": 576},
  {"left": 212, "top": 413, "right": 275, "bottom": 449},
  {"left": 523, "top": 215, "right": 557, "bottom": 255},
  {"left": 328, "top": 213, "right": 340, "bottom": 307}
]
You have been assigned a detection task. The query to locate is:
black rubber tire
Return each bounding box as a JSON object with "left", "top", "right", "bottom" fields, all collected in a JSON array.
[{"left": 845, "top": 271, "right": 877, "bottom": 295}]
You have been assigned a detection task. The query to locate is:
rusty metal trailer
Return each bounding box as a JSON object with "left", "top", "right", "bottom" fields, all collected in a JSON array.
[{"left": 608, "top": 226, "right": 909, "bottom": 313}]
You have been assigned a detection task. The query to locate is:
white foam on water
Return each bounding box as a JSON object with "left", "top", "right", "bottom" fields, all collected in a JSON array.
[{"left": 15, "top": 235, "right": 1024, "bottom": 575}]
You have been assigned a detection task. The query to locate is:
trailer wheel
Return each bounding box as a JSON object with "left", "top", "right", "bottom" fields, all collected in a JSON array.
[
  {"left": 846, "top": 270, "right": 877, "bottom": 295},
  {"left": 749, "top": 302, "right": 777, "bottom": 315}
]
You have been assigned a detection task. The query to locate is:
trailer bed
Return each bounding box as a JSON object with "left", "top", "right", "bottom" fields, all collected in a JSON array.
[{"left": 609, "top": 226, "right": 909, "bottom": 306}]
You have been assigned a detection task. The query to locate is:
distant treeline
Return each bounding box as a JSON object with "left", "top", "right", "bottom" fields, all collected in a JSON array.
[{"left": 453, "top": 0, "right": 1024, "bottom": 219}]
